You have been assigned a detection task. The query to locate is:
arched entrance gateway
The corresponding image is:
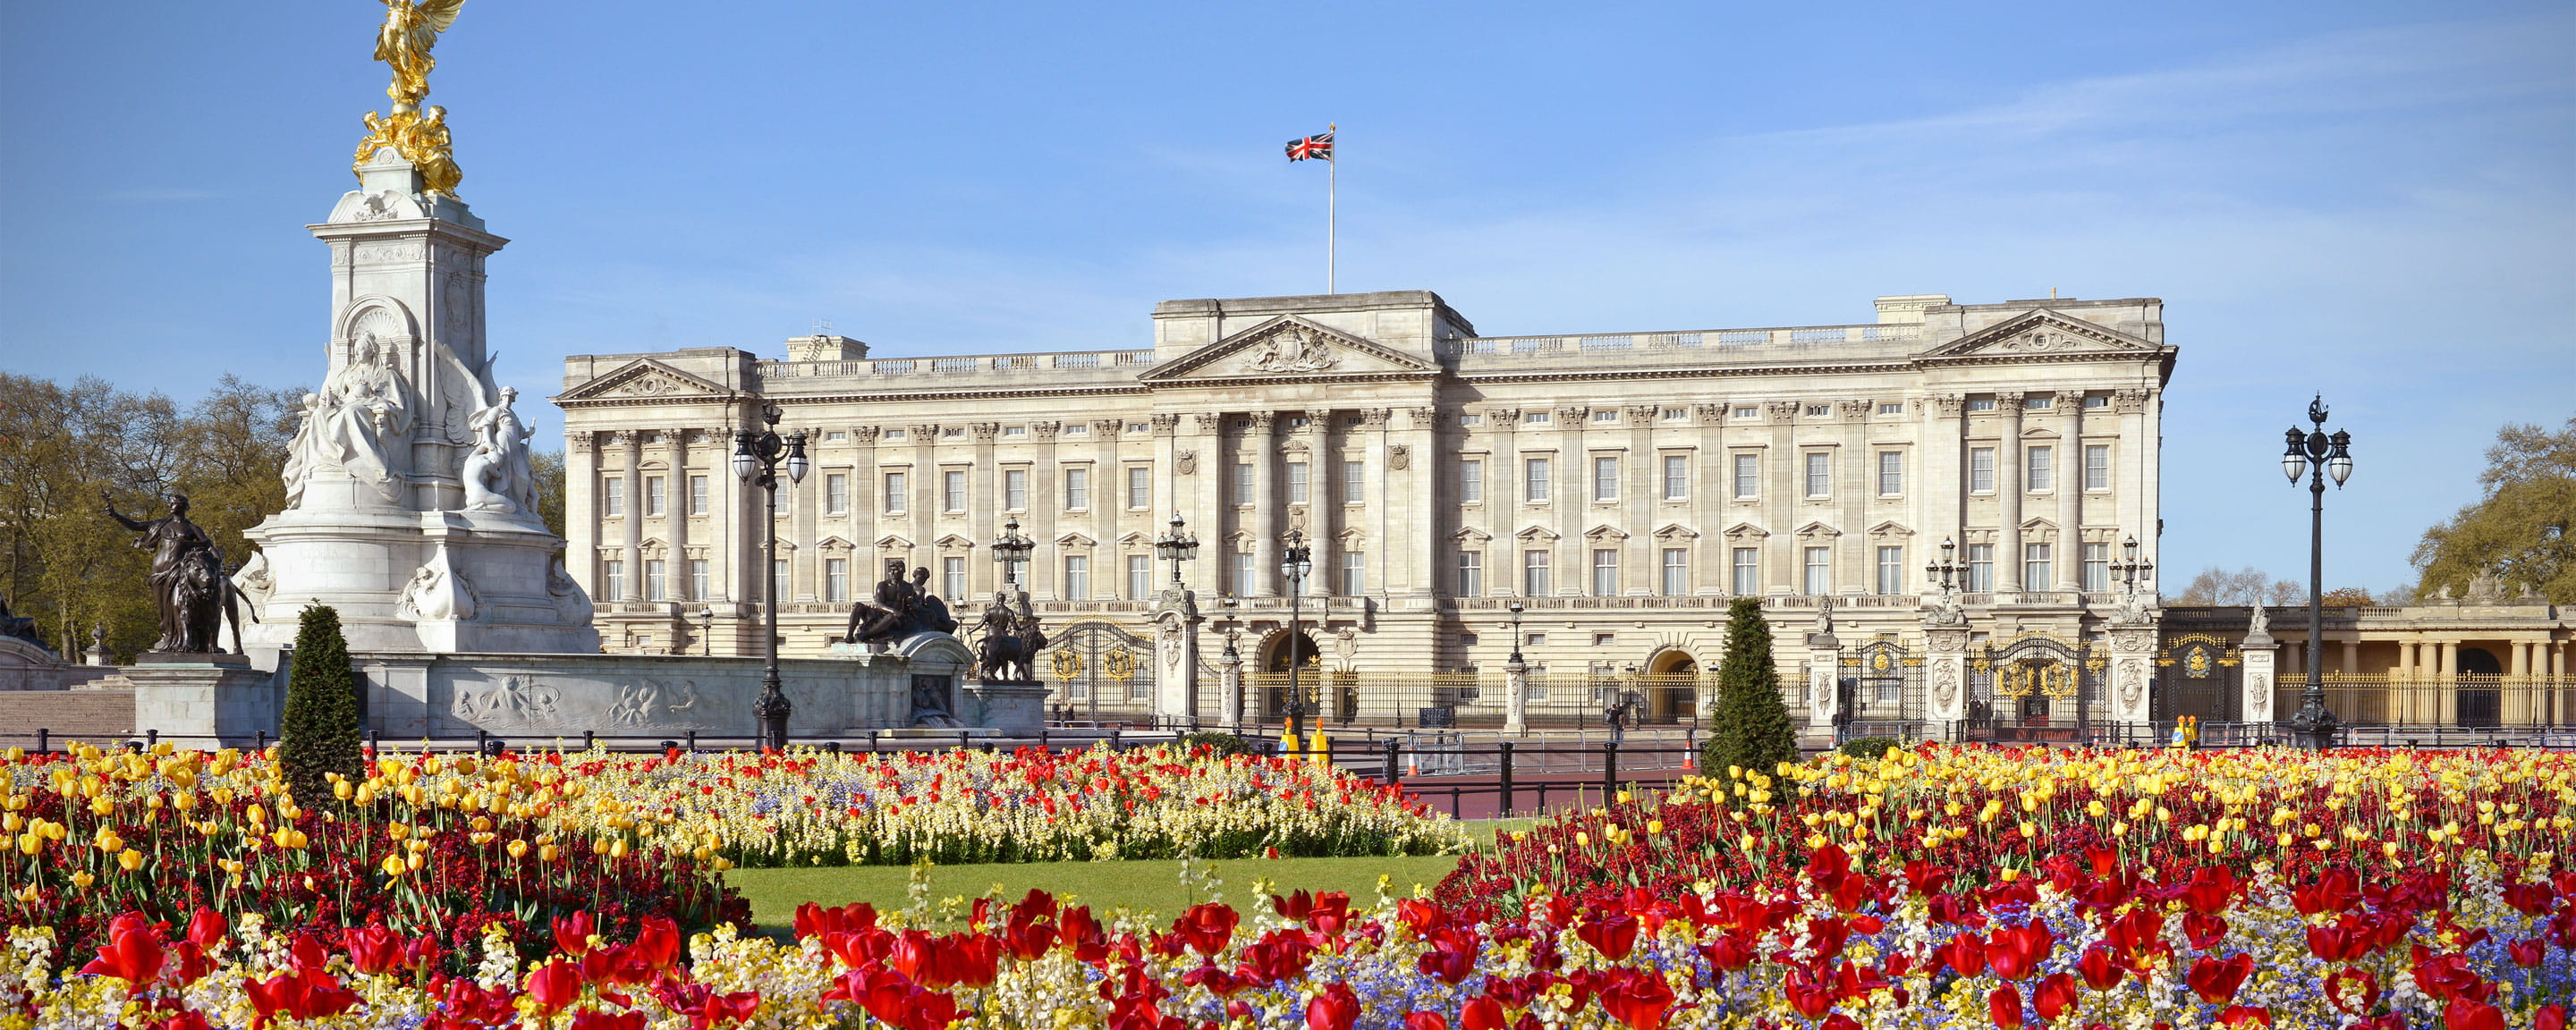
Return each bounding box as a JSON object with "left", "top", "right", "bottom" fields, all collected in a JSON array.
[
  {"left": 1257, "top": 630, "right": 1321, "bottom": 720},
  {"left": 1640, "top": 648, "right": 1701, "bottom": 724}
]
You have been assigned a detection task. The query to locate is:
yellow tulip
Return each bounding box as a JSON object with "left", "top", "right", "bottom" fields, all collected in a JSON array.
[
  {"left": 117, "top": 849, "right": 145, "bottom": 872},
  {"left": 71, "top": 872, "right": 95, "bottom": 890}
]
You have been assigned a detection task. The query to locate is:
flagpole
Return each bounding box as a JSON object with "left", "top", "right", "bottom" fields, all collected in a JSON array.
[{"left": 1326, "top": 122, "right": 1336, "bottom": 294}]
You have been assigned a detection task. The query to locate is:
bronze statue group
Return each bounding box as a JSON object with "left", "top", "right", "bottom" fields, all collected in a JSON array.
[{"left": 842, "top": 559, "right": 1046, "bottom": 684}]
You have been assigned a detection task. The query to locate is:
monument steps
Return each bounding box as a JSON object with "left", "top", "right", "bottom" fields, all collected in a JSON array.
[{"left": 0, "top": 688, "right": 135, "bottom": 742}]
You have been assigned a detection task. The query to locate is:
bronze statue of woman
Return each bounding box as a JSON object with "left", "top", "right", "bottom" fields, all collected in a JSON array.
[{"left": 100, "top": 491, "right": 240, "bottom": 654}]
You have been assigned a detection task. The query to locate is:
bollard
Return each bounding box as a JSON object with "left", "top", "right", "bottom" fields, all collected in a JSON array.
[
  {"left": 368, "top": 730, "right": 381, "bottom": 755},
  {"left": 36, "top": 729, "right": 47, "bottom": 756},
  {"left": 1497, "top": 741, "right": 1514, "bottom": 817},
  {"left": 869, "top": 730, "right": 880, "bottom": 753},
  {"left": 146, "top": 729, "right": 158, "bottom": 748},
  {"left": 959, "top": 730, "right": 970, "bottom": 752},
  {"left": 1108, "top": 729, "right": 1122, "bottom": 752},
  {"left": 255, "top": 730, "right": 267, "bottom": 752},
  {"left": 1603, "top": 739, "right": 1619, "bottom": 800},
  {"left": 127, "top": 739, "right": 143, "bottom": 754},
  {"left": 477, "top": 730, "right": 488, "bottom": 756},
  {"left": 1038, "top": 729, "right": 1048, "bottom": 752},
  {"left": 687, "top": 730, "right": 699, "bottom": 753},
  {"left": 826, "top": 741, "right": 843, "bottom": 754},
  {"left": 660, "top": 739, "right": 678, "bottom": 753},
  {"left": 584, "top": 730, "right": 597, "bottom": 752},
  {"left": 1385, "top": 739, "right": 1402, "bottom": 788}
]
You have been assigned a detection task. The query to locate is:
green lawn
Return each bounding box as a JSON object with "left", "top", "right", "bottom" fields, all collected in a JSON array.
[{"left": 724, "top": 818, "right": 1537, "bottom": 933}]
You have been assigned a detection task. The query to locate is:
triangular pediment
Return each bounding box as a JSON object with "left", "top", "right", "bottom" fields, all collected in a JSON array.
[
  {"left": 1139, "top": 316, "right": 1441, "bottom": 382},
  {"left": 1868, "top": 520, "right": 1914, "bottom": 540},
  {"left": 1055, "top": 532, "right": 1097, "bottom": 548},
  {"left": 1584, "top": 524, "right": 1629, "bottom": 542},
  {"left": 1514, "top": 525, "right": 1559, "bottom": 543},
  {"left": 872, "top": 535, "right": 912, "bottom": 551},
  {"left": 1453, "top": 527, "right": 1493, "bottom": 545},
  {"left": 1920, "top": 311, "right": 2160, "bottom": 359},
  {"left": 1723, "top": 521, "right": 1768, "bottom": 541},
  {"left": 1794, "top": 521, "right": 1841, "bottom": 540},
  {"left": 933, "top": 534, "right": 976, "bottom": 551},
  {"left": 555, "top": 359, "right": 738, "bottom": 403},
  {"left": 1653, "top": 523, "right": 1699, "bottom": 541}
]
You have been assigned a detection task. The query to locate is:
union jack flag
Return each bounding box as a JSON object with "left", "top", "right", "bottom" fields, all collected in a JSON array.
[{"left": 1285, "top": 131, "right": 1334, "bottom": 162}]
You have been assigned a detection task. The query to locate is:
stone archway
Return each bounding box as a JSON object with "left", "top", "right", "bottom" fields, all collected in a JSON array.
[
  {"left": 1640, "top": 647, "right": 1699, "bottom": 723},
  {"left": 2457, "top": 646, "right": 2504, "bottom": 727}
]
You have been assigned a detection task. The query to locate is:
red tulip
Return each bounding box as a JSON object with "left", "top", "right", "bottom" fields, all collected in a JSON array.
[
  {"left": 2326, "top": 967, "right": 2381, "bottom": 1015},
  {"left": 343, "top": 921, "right": 400, "bottom": 976},
  {"left": 243, "top": 970, "right": 360, "bottom": 1030},
  {"left": 1575, "top": 915, "right": 1640, "bottom": 961},
  {"left": 185, "top": 908, "right": 227, "bottom": 951},
  {"left": 1404, "top": 1012, "right": 1449, "bottom": 1030},
  {"left": 2181, "top": 866, "right": 2241, "bottom": 916},
  {"left": 525, "top": 960, "right": 586, "bottom": 1015},
  {"left": 2537, "top": 1004, "right": 2568, "bottom": 1030},
  {"left": 2444, "top": 997, "right": 2505, "bottom": 1030},
  {"left": 1174, "top": 903, "right": 1240, "bottom": 958},
  {"left": 1459, "top": 997, "right": 1506, "bottom": 1030},
  {"left": 554, "top": 911, "right": 597, "bottom": 958},
  {"left": 2216, "top": 1006, "right": 2272, "bottom": 1027},
  {"left": 1987, "top": 922, "right": 2053, "bottom": 980},
  {"left": 1938, "top": 933, "right": 1987, "bottom": 976},
  {"left": 631, "top": 916, "right": 683, "bottom": 970},
  {"left": 1988, "top": 984, "right": 2025, "bottom": 1028},
  {"left": 2076, "top": 944, "right": 2125, "bottom": 992},
  {"left": 1306, "top": 984, "right": 1362, "bottom": 1030},
  {"left": 2031, "top": 972, "right": 2078, "bottom": 1024},
  {"left": 2185, "top": 953, "right": 2253, "bottom": 1005},
  {"left": 2508, "top": 937, "right": 2546, "bottom": 967},
  {"left": 1597, "top": 967, "right": 1677, "bottom": 1030},
  {"left": 80, "top": 916, "right": 165, "bottom": 994}
]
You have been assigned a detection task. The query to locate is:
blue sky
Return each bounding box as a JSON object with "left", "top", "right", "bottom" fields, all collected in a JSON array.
[{"left": 4, "top": 2, "right": 2569, "bottom": 595}]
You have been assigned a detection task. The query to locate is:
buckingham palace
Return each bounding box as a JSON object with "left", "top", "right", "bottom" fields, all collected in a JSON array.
[{"left": 555, "top": 289, "right": 2177, "bottom": 736}]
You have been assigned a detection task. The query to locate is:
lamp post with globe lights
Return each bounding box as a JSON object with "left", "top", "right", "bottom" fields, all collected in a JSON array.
[
  {"left": 732, "top": 401, "right": 807, "bottom": 751},
  {"left": 2282, "top": 395, "right": 2354, "bottom": 749},
  {"left": 1281, "top": 529, "right": 1316, "bottom": 739}
]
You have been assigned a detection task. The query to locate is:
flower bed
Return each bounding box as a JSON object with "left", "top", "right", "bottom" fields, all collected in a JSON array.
[
  {"left": 0, "top": 743, "right": 746, "bottom": 967},
  {"left": 11, "top": 848, "right": 2571, "bottom": 1029},
  {"left": 488, "top": 743, "right": 1470, "bottom": 866}
]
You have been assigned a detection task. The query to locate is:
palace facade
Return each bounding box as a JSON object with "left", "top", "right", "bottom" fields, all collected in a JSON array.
[{"left": 555, "top": 289, "right": 2177, "bottom": 730}]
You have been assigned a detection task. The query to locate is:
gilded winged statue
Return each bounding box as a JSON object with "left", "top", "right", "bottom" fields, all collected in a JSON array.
[
  {"left": 354, "top": 0, "right": 467, "bottom": 196},
  {"left": 375, "top": 0, "right": 464, "bottom": 110}
]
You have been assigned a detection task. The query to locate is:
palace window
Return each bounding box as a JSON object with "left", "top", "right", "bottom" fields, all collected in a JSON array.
[
  {"left": 942, "top": 470, "right": 966, "bottom": 512},
  {"left": 1593, "top": 456, "right": 1619, "bottom": 502},
  {"left": 1661, "top": 408, "right": 1688, "bottom": 421},
  {"left": 824, "top": 473, "right": 849, "bottom": 515},
  {"left": 1063, "top": 555, "right": 1089, "bottom": 600},
  {"left": 1523, "top": 411, "right": 1551, "bottom": 425},
  {"left": 2082, "top": 542, "right": 2110, "bottom": 592},
  {"left": 883, "top": 471, "right": 907, "bottom": 514},
  {"left": 1733, "top": 454, "right": 1759, "bottom": 499},
  {"left": 1731, "top": 548, "right": 1758, "bottom": 595},
  {"left": 1286, "top": 462, "right": 1309, "bottom": 504},
  {"left": 1965, "top": 545, "right": 1994, "bottom": 593},
  {"left": 1733, "top": 407, "right": 1757, "bottom": 419},
  {"left": 1522, "top": 550, "right": 1551, "bottom": 595},
  {"left": 1662, "top": 454, "right": 1688, "bottom": 500},
  {"left": 1232, "top": 462, "right": 1255, "bottom": 505},
  {"left": 1127, "top": 554, "right": 1151, "bottom": 600},
  {"left": 1231, "top": 553, "right": 1254, "bottom": 595},
  {"left": 1591, "top": 549, "right": 1618, "bottom": 596},
  {"left": 943, "top": 557, "right": 964, "bottom": 600},
  {"left": 1802, "top": 547, "right": 1830, "bottom": 595},
  {"left": 1878, "top": 402, "right": 1903, "bottom": 415},
  {"left": 643, "top": 476, "right": 665, "bottom": 518},
  {"left": 644, "top": 559, "right": 666, "bottom": 601},
  {"left": 1523, "top": 458, "right": 1550, "bottom": 502},
  {"left": 1343, "top": 460, "right": 1365, "bottom": 503},
  {"left": 2023, "top": 543, "right": 2053, "bottom": 588},
  {"left": 2083, "top": 394, "right": 2109, "bottom": 409},
  {"left": 689, "top": 475, "right": 708, "bottom": 516},
  {"left": 602, "top": 559, "right": 626, "bottom": 599},
  {"left": 1063, "top": 467, "right": 1089, "bottom": 511},
  {"left": 1591, "top": 409, "right": 1618, "bottom": 423},
  {"left": 1127, "top": 465, "right": 1150, "bottom": 509},
  {"left": 1878, "top": 451, "right": 1903, "bottom": 495},
  {"left": 1661, "top": 548, "right": 1688, "bottom": 596},
  {"left": 2027, "top": 446, "right": 2054, "bottom": 492},
  {"left": 775, "top": 559, "right": 789, "bottom": 598},
  {"left": 1877, "top": 546, "right": 1904, "bottom": 595},
  {"left": 689, "top": 559, "right": 708, "bottom": 600},
  {"left": 1968, "top": 397, "right": 1997, "bottom": 412},
  {"left": 1004, "top": 469, "right": 1029, "bottom": 510},
  {"left": 1456, "top": 551, "right": 1484, "bottom": 596},
  {"left": 2025, "top": 395, "right": 2053, "bottom": 409},
  {"left": 1805, "top": 453, "right": 1830, "bottom": 498},
  {"left": 1459, "top": 413, "right": 1484, "bottom": 426},
  {"left": 1970, "top": 448, "right": 1996, "bottom": 494},
  {"left": 823, "top": 558, "right": 848, "bottom": 603},
  {"left": 1002, "top": 425, "right": 1024, "bottom": 438},
  {"left": 1341, "top": 553, "right": 1366, "bottom": 595},
  {"left": 1458, "top": 460, "right": 1484, "bottom": 503},
  {"left": 1804, "top": 404, "right": 1831, "bottom": 418},
  {"left": 2084, "top": 444, "right": 2111, "bottom": 491}
]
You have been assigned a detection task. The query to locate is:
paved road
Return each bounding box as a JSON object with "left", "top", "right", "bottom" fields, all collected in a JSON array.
[{"left": 1383, "top": 765, "right": 1698, "bottom": 821}]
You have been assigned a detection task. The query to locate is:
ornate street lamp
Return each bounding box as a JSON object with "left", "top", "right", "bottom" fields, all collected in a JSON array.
[
  {"left": 992, "top": 515, "right": 1034, "bottom": 593},
  {"left": 696, "top": 605, "right": 715, "bottom": 657},
  {"left": 1155, "top": 511, "right": 1199, "bottom": 587},
  {"left": 1281, "top": 528, "right": 1316, "bottom": 738},
  {"left": 1924, "top": 536, "right": 1963, "bottom": 595},
  {"left": 2111, "top": 535, "right": 2154, "bottom": 595},
  {"left": 733, "top": 401, "right": 807, "bottom": 750},
  {"left": 2283, "top": 395, "right": 2354, "bottom": 749},
  {"left": 1507, "top": 598, "right": 1527, "bottom": 664}
]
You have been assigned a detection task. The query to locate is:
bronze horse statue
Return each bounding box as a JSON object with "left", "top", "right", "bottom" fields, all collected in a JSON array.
[{"left": 970, "top": 592, "right": 1046, "bottom": 683}]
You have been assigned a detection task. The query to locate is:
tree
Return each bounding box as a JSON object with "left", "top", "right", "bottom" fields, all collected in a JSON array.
[
  {"left": 530, "top": 450, "right": 566, "bottom": 540},
  {"left": 2411, "top": 417, "right": 2575, "bottom": 604},
  {"left": 2318, "top": 587, "right": 2376, "bottom": 607},
  {"left": 1703, "top": 598, "right": 1800, "bottom": 779},
  {"left": 2171, "top": 566, "right": 2303, "bottom": 605},
  {"left": 277, "top": 604, "right": 363, "bottom": 803}
]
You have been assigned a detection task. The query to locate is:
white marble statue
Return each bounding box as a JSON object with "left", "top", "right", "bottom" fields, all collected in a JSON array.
[
  {"left": 284, "top": 333, "right": 415, "bottom": 506},
  {"left": 462, "top": 386, "right": 538, "bottom": 515},
  {"left": 397, "top": 549, "right": 477, "bottom": 621}
]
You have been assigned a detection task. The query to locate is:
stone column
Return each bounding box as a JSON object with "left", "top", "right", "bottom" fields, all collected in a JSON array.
[
  {"left": 2241, "top": 620, "right": 2278, "bottom": 723},
  {"left": 1298, "top": 410, "right": 1330, "bottom": 594},
  {"left": 1220, "top": 637, "right": 1245, "bottom": 730},
  {"left": 1928, "top": 394, "right": 1966, "bottom": 587},
  {"left": 2107, "top": 621, "right": 2157, "bottom": 727},
  {"left": 1924, "top": 622, "right": 1970, "bottom": 739},
  {"left": 1696, "top": 403, "right": 1728, "bottom": 594},
  {"left": 850, "top": 425, "right": 879, "bottom": 576},
  {"left": 566, "top": 431, "right": 597, "bottom": 596},
  {"left": 1625, "top": 405, "right": 1657, "bottom": 595},
  {"left": 1808, "top": 626, "right": 1842, "bottom": 736},
  {"left": 1555, "top": 406, "right": 1586, "bottom": 595},
  {"left": 910, "top": 424, "right": 941, "bottom": 590},
  {"left": 1996, "top": 393, "right": 2025, "bottom": 594},
  {"left": 790, "top": 424, "right": 821, "bottom": 603},
  {"left": 1188, "top": 413, "right": 1222, "bottom": 596},
  {"left": 666, "top": 429, "right": 690, "bottom": 597},
  {"left": 1250, "top": 412, "right": 1280, "bottom": 596},
  {"left": 1093, "top": 418, "right": 1123, "bottom": 599},
  {"left": 1837, "top": 400, "right": 1868, "bottom": 595},
  {"left": 711, "top": 424, "right": 739, "bottom": 606},
  {"left": 1763, "top": 401, "right": 1799, "bottom": 593},
  {"left": 621, "top": 431, "right": 645, "bottom": 600},
  {"left": 970, "top": 422, "right": 1002, "bottom": 597},
  {"left": 2112, "top": 389, "right": 2153, "bottom": 577},
  {"left": 2341, "top": 639, "right": 2359, "bottom": 674},
  {"left": 1029, "top": 422, "right": 1058, "bottom": 601},
  {"left": 1359, "top": 409, "right": 1391, "bottom": 600},
  {"left": 2055, "top": 392, "right": 2085, "bottom": 591},
  {"left": 1487, "top": 409, "right": 1521, "bottom": 594},
  {"left": 1401, "top": 407, "right": 1438, "bottom": 597},
  {"left": 1504, "top": 656, "right": 1529, "bottom": 735}
]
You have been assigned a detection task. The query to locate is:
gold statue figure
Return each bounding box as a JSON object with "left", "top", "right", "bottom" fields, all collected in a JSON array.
[{"left": 354, "top": 0, "right": 468, "bottom": 197}]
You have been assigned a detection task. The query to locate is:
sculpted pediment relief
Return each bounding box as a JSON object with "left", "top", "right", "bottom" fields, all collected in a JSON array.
[
  {"left": 1922, "top": 311, "right": 2160, "bottom": 359},
  {"left": 1140, "top": 316, "right": 1439, "bottom": 383},
  {"left": 1453, "top": 528, "right": 1493, "bottom": 545},
  {"left": 556, "top": 359, "right": 737, "bottom": 403}
]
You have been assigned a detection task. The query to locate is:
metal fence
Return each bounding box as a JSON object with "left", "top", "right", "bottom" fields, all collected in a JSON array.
[{"left": 1242, "top": 672, "right": 1705, "bottom": 730}]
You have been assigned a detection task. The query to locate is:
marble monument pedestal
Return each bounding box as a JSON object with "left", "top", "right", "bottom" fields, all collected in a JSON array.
[
  {"left": 128, "top": 654, "right": 282, "bottom": 748},
  {"left": 240, "top": 504, "right": 597, "bottom": 660}
]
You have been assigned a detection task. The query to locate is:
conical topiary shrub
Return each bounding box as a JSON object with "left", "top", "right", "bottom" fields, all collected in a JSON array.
[
  {"left": 1702, "top": 597, "right": 1801, "bottom": 780},
  {"left": 278, "top": 604, "right": 363, "bottom": 804}
]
